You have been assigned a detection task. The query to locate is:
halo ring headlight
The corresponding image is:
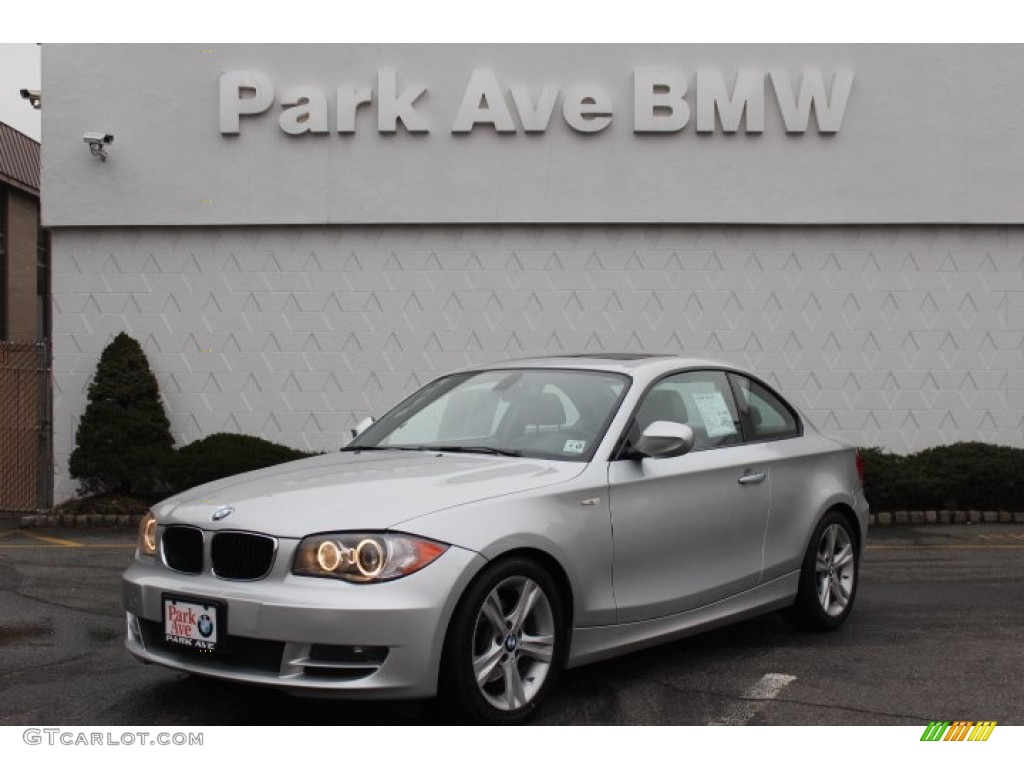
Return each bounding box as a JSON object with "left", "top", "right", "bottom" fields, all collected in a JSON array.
[
  {"left": 317, "top": 540, "right": 343, "bottom": 572},
  {"left": 138, "top": 512, "right": 158, "bottom": 556},
  {"left": 293, "top": 533, "right": 448, "bottom": 583},
  {"left": 355, "top": 538, "right": 385, "bottom": 578}
]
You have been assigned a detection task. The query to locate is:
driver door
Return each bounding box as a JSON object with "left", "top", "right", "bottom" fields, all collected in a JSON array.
[{"left": 608, "top": 369, "right": 770, "bottom": 623}]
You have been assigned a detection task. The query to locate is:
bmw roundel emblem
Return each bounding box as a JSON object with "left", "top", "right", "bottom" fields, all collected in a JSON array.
[{"left": 212, "top": 505, "right": 234, "bottom": 521}]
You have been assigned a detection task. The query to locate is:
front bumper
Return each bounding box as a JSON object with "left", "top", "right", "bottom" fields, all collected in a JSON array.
[{"left": 122, "top": 541, "right": 484, "bottom": 700}]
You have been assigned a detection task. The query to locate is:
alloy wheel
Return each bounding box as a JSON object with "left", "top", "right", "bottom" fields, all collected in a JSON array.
[
  {"left": 815, "top": 523, "right": 855, "bottom": 617},
  {"left": 470, "top": 575, "right": 556, "bottom": 712}
]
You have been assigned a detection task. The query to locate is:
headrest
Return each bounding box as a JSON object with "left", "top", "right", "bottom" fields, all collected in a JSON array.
[
  {"left": 636, "top": 389, "right": 688, "bottom": 429},
  {"left": 748, "top": 404, "right": 763, "bottom": 426},
  {"left": 518, "top": 392, "right": 566, "bottom": 426}
]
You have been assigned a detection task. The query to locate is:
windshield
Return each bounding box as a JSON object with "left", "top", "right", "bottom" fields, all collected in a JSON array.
[{"left": 348, "top": 368, "right": 630, "bottom": 461}]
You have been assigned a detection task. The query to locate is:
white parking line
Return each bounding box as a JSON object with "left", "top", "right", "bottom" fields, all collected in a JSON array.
[{"left": 707, "top": 673, "right": 797, "bottom": 726}]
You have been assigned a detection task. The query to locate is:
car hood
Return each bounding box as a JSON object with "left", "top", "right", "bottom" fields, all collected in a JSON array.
[{"left": 156, "top": 450, "right": 585, "bottom": 538}]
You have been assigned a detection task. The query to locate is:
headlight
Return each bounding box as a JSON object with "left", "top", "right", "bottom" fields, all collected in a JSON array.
[
  {"left": 138, "top": 512, "right": 158, "bottom": 557},
  {"left": 293, "top": 532, "right": 448, "bottom": 583}
]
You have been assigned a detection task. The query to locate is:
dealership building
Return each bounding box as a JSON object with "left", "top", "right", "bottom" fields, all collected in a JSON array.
[{"left": 41, "top": 44, "right": 1024, "bottom": 501}]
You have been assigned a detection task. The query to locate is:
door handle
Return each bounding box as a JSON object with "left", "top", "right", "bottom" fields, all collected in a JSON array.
[{"left": 738, "top": 472, "right": 766, "bottom": 486}]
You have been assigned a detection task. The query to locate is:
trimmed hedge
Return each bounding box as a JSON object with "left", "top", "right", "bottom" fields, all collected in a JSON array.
[
  {"left": 167, "top": 433, "right": 315, "bottom": 495},
  {"left": 69, "top": 332, "right": 175, "bottom": 496},
  {"left": 861, "top": 442, "right": 1024, "bottom": 513}
]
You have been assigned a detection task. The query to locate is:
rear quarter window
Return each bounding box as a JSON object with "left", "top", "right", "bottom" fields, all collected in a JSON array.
[{"left": 730, "top": 375, "right": 801, "bottom": 441}]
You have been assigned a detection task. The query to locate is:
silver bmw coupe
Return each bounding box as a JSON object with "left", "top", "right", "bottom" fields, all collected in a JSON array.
[{"left": 123, "top": 354, "right": 868, "bottom": 723}]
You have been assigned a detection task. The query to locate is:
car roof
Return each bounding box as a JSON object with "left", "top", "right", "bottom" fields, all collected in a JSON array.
[{"left": 462, "top": 353, "right": 744, "bottom": 376}]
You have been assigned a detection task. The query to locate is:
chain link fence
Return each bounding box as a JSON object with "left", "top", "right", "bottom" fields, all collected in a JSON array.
[{"left": 0, "top": 341, "right": 52, "bottom": 512}]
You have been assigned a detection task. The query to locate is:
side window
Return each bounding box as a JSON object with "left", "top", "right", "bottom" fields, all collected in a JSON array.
[
  {"left": 731, "top": 375, "right": 801, "bottom": 441},
  {"left": 634, "top": 370, "right": 742, "bottom": 451}
]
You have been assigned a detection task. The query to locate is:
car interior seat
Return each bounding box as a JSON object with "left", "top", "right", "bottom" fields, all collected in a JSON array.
[
  {"left": 635, "top": 388, "right": 710, "bottom": 450},
  {"left": 635, "top": 389, "right": 688, "bottom": 431},
  {"left": 508, "top": 391, "right": 567, "bottom": 435}
]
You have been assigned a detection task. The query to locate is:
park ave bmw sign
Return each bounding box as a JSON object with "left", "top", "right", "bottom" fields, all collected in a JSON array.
[{"left": 219, "top": 68, "right": 853, "bottom": 136}]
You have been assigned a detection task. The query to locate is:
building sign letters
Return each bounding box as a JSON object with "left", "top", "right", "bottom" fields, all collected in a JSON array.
[{"left": 219, "top": 68, "right": 853, "bottom": 137}]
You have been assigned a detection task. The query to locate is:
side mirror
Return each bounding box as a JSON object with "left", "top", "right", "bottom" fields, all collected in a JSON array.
[
  {"left": 633, "top": 421, "right": 695, "bottom": 459},
  {"left": 351, "top": 416, "right": 374, "bottom": 438}
]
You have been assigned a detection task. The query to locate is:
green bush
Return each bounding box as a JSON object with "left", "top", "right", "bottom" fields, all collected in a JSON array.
[
  {"left": 69, "top": 332, "right": 174, "bottom": 496},
  {"left": 859, "top": 447, "right": 917, "bottom": 513},
  {"left": 861, "top": 442, "right": 1024, "bottom": 512},
  {"left": 915, "top": 443, "right": 1024, "bottom": 512},
  {"left": 168, "top": 433, "right": 314, "bottom": 494}
]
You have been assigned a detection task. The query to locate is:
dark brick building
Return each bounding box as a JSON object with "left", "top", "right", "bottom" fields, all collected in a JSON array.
[
  {"left": 1, "top": 121, "right": 50, "bottom": 511},
  {"left": 1, "top": 120, "right": 47, "bottom": 342}
]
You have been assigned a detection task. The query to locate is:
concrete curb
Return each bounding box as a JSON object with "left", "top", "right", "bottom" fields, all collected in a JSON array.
[
  {"left": 18, "top": 513, "right": 145, "bottom": 529},
  {"left": 13, "top": 511, "right": 1024, "bottom": 529},
  {"left": 869, "top": 511, "right": 1024, "bottom": 526}
]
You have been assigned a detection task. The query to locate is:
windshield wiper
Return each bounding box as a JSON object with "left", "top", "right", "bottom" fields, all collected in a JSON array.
[
  {"left": 416, "top": 445, "right": 523, "bottom": 457},
  {"left": 343, "top": 444, "right": 523, "bottom": 457},
  {"left": 340, "top": 445, "right": 424, "bottom": 453}
]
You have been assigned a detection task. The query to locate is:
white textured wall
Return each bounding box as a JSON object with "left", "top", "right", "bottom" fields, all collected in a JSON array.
[{"left": 52, "top": 224, "right": 1024, "bottom": 500}]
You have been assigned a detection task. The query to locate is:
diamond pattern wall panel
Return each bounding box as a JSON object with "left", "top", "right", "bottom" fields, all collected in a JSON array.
[{"left": 51, "top": 225, "right": 1024, "bottom": 500}]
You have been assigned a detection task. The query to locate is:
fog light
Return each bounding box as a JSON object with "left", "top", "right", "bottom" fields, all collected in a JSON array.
[{"left": 126, "top": 612, "right": 144, "bottom": 646}]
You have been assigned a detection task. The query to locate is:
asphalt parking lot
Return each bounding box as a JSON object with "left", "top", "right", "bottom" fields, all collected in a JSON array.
[{"left": 0, "top": 519, "right": 1021, "bottom": 726}]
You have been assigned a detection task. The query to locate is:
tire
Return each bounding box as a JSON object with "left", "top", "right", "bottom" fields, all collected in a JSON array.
[
  {"left": 441, "top": 556, "right": 565, "bottom": 725},
  {"left": 786, "top": 510, "right": 859, "bottom": 631}
]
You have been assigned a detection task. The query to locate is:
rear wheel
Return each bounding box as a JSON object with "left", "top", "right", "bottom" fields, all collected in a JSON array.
[
  {"left": 441, "top": 557, "right": 565, "bottom": 724},
  {"left": 787, "top": 510, "right": 858, "bottom": 631}
]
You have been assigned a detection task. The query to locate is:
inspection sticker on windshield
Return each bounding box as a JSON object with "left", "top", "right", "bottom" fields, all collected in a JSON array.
[
  {"left": 563, "top": 439, "right": 586, "bottom": 454},
  {"left": 691, "top": 392, "right": 737, "bottom": 438},
  {"left": 163, "top": 596, "right": 221, "bottom": 651}
]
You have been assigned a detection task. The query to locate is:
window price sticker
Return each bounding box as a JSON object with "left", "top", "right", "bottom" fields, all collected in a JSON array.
[{"left": 691, "top": 392, "right": 737, "bottom": 438}]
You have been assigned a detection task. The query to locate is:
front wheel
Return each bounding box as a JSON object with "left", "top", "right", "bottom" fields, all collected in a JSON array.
[
  {"left": 441, "top": 557, "right": 565, "bottom": 724},
  {"left": 787, "top": 510, "right": 859, "bottom": 631}
]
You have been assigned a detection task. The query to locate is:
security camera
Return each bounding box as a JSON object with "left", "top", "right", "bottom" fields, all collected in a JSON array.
[
  {"left": 19, "top": 88, "right": 41, "bottom": 109},
  {"left": 83, "top": 132, "right": 114, "bottom": 161}
]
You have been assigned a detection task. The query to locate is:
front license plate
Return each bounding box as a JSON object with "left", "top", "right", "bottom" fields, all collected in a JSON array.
[{"left": 162, "top": 596, "right": 223, "bottom": 651}]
